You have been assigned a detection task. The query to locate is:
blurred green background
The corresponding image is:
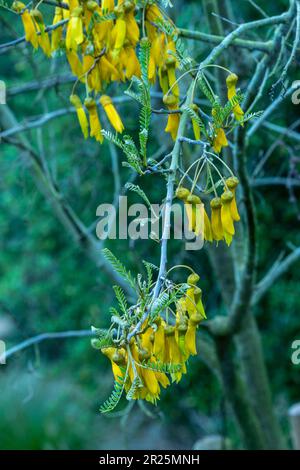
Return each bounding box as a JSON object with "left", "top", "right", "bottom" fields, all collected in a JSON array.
[{"left": 0, "top": 0, "right": 299, "bottom": 449}]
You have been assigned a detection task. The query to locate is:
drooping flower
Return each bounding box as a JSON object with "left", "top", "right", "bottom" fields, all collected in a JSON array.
[
  {"left": 70, "top": 94, "right": 89, "bottom": 139},
  {"left": 51, "top": 7, "right": 63, "bottom": 52},
  {"left": 84, "top": 97, "right": 103, "bottom": 143},
  {"left": 100, "top": 95, "right": 124, "bottom": 133},
  {"left": 213, "top": 127, "right": 229, "bottom": 153},
  {"left": 30, "top": 9, "right": 51, "bottom": 57},
  {"left": 12, "top": 2, "right": 38, "bottom": 49},
  {"left": 226, "top": 176, "right": 240, "bottom": 221},
  {"left": 163, "top": 94, "right": 180, "bottom": 141},
  {"left": 66, "top": 6, "right": 84, "bottom": 51},
  {"left": 226, "top": 73, "right": 244, "bottom": 122},
  {"left": 221, "top": 190, "right": 235, "bottom": 246},
  {"left": 210, "top": 197, "right": 224, "bottom": 241}
]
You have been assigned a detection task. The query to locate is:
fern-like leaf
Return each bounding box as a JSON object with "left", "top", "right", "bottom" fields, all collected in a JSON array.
[
  {"left": 100, "top": 372, "right": 126, "bottom": 413},
  {"left": 102, "top": 248, "right": 136, "bottom": 290}
]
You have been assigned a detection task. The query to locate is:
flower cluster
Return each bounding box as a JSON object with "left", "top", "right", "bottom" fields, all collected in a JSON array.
[
  {"left": 97, "top": 272, "right": 206, "bottom": 405},
  {"left": 12, "top": 1, "right": 182, "bottom": 142},
  {"left": 176, "top": 176, "right": 240, "bottom": 246}
]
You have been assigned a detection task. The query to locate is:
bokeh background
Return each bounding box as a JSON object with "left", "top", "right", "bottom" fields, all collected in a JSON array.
[{"left": 0, "top": 0, "right": 299, "bottom": 449}]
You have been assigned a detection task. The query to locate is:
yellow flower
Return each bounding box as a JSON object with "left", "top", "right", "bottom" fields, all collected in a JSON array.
[
  {"left": 30, "top": 9, "right": 51, "bottom": 57},
  {"left": 226, "top": 73, "right": 244, "bottom": 122},
  {"left": 124, "top": 2, "right": 140, "bottom": 46},
  {"left": 175, "top": 187, "right": 190, "bottom": 201},
  {"left": 158, "top": 66, "right": 169, "bottom": 96},
  {"left": 102, "top": 0, "right": 115, "bottom": 11},
  {"left": 101, "top": 347, "right": 126, "bottom": 383},
  {"left": 66, "top": 6, "right": 84, "bottom": 51},
  {"left": 66, "top": 50, "right": 83, "bottom": 77},
  {"left": 176, "top": 321, "right": 188, "bottom": 356},
  {"left": 226, "top": 176, "right": 240, "bottom": 221},
  {"left": 186, "top": 194, "right": 201, "bottom": 233},
  {"left": 213, "top": 128, "right": 228, "bottom": 153},
  {"left": 51, "top": 7, "right": 63, "bottom": 52},
  {"left": 70, "top": 94, "right": 89, "bottom": 139},
  {"left": 221, "top": 190, "right": 235, "bottom": 246},
  {"left": 112, "top": 10, "right": 127, "bottom": 57},
  {"left": 163, "top": 94, "right": 180, "bottom": 141},
  {"left": 210, "top": 197, "right": 224, "bottom": 241},
  {"left": 185, "top": 313, "right": 202, "bottom": 356},
  {"left": 194, "top": 287, "right": 206, "bottom": 319},
  {"left": 145, "top": 4, "right": 163, "bottom": 41},
  {"left": 123, "top": 47, "right": 141, "bottom": 79},
  {"left": 100, "top": 95, "right": 124, "bottom": 133},
  {"left": 153, "top": 319, "right": 165, "bottom": 361},
  {"left": 84, "top": 97, "right": 104, "bottom": 143},
  {"left": 84, "top": 1, "right": 100, "bottom": 28},
  {"left": 164, "top": 326, "right": 182, "bottom": 365},
  {"left": 165, "top": 53, "right": 179, "bottom": 99},
  {"left": 12, "top": 2, "right": 38, "bottom": 49}
]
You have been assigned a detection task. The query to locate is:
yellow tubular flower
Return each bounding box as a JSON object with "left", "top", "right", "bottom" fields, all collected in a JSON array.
[
  {"left": 69, "top": 0, "right": 80, "bottom": 12},
  {"left": 185, "top": 286, "right": 198, "bottom": 316},
  {"left": 101, "top": 347, "right": 126, "bottom": 383},
  {"left": 125, "top": 47, "right": 141, "bottom": 79},
  {"left": 176, "top": 321, "right": 188, "bottom": 356},
  {"left": 66, "top": 6, "right": 84, "bottom": 51},
  {"left": 84, "top": 97, "right": 104, "bottom": 143},
  {"left": 185, "top": 313, "right": 202, "bottom": 356},
  {"left": 145, "top": 4, "right": 163, "bottom": 40},
  {"left": 62, "top": 0, "right": 70, "bottom": 19},
  {"left": 204, "top": 209, "right": 213, "bottom": 242},
  {"left": 124, "top": 3, "right": 140, "bottom": 46},
  {"left": 163, "top": 95, "right": 180, "bottom": 141},
  {"left": 100, "top": 55, "right": 121, "bottom": 82},
  {"left": 84, "top": 1, "right": 99, "bottom": 28},
  {"left": 70, "top": 94, "right": 89, "bottom": 139},
  {"left": 140, "top": 327, "right": 154, "bottom": 354},
  {"left": 226, "top": 176, "right": 240, "bottom": 221},
  {"left": 210, "top": 197, "right": 224, "bottom": 241},
  {"left": 13, "top": 2, "right": 38, "bottom": 49},
  {"left": 31, "top": 9, "right": 51, "bottom": 57},
  {"left": 226, "top": 73, "right": 244, "bottom": 122},
  {"left": 194, "top": 287, "right": 207, "bottom": 319},
  {"left": 164, "top": 326, "right": 182, "bottom": 365},
  {"left": 67, "top": 50, "right": 83, "bottom": 77},
  {"left": 221, "top": 190, "right": 235, "bottom": 246},
  {"left": 102, "top": 0, "right": 115, "bottom": 10},
  {"left": 153, "top": 319, "right": 166, "bottom": 361},
  {"left": 51, "top": 7, "right": 63, "bottom": 52},
  {"left": 213, "top": 128, "right": 229, "bottom": 153},
  {"left": 100, "top": 95, "right": 124, "bottom": 133},
  {"left": 113, "top": 13, "right": 126, "bottom": 56},
  {"left": 165, "top": 55, "right": 179, "bottom": 99},
  {"left": 159, "top": 66, "right": 169, "bottom": 96},
  {"left": 148, "top": 55, "right": 156, "bottom": 84},
  {"left": 186, "top": 194, "right": 201, "bottom": 233}
]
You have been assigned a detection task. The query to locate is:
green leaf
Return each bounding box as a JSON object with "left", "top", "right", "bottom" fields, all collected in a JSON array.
[
  {"left": 100, "top": 371, "right": 126, "bottom": 414},
  {"left": 102, "top": 248, "right": 137, "bottom": 290}
]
